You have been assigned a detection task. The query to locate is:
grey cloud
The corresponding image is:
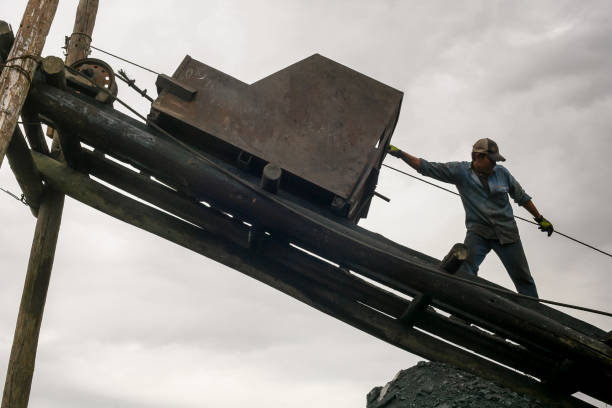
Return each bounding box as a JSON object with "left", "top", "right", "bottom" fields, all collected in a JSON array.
[
  {"left": 1, "top": 1, "right": 611, "bottom": 407},
  {"left": 481, "top": 4, "right": 612, "bottom": 106}
]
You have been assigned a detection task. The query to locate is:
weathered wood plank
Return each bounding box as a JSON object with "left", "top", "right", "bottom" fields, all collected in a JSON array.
[
  {"left": 0, "top": 0, "right": 58, "bottom": 167},
  {"left": 0, "top": 22, "right": 13, "bottom": 57},
  {"left": 6, "top": 127, "right": 42, "bottom": 215},
  {"left": 80, "top": 149, "right": 248, "bottom": 246},
  {"left": 18, "top": 105, "right": 48, "bottom": 155}
]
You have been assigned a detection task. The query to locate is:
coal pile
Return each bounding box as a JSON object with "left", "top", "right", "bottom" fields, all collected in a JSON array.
[{"left": 367, "top": 361, "right": 545, "bottom": 408}]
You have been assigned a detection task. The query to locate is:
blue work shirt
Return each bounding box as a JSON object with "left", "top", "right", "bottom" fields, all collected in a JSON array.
[{"left": 418, "top": 160, "right": 532, "bottom": 244}]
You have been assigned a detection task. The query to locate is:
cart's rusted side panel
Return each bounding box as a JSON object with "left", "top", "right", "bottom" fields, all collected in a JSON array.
[{"left": 151, "top": 54, "right": 402, "bottom": 221}]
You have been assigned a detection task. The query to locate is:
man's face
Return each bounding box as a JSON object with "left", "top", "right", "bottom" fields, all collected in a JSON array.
[{"left": 473, "top": 153, "right": 496, "bottom": 174}]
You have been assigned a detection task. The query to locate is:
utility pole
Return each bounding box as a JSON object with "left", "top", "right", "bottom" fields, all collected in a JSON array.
[{"left": 1, "top": 1, "right": 98, "bottom": 407}]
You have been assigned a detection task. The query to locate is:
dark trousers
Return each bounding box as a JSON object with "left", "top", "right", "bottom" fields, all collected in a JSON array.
[{"left": 458, "top": 231, "right": 539, "bottom": 297}]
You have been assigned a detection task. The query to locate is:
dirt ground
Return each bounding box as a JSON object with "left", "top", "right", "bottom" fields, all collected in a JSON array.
[{"left": 367, "top": 361, "right": 546, "bottom": 408}]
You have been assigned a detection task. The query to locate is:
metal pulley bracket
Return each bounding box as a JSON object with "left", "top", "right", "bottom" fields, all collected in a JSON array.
[{"left": 66, "top": 58, "right": 118, "bottom": 104}]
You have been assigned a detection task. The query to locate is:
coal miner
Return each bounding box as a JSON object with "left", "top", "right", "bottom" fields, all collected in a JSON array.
[{"left": 387, "top": 138, "right": 553, "bottom": 297}]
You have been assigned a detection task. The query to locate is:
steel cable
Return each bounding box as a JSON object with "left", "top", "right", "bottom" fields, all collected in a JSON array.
[{"left": 89, "top": 45, "right": 159, "bottom": 75}]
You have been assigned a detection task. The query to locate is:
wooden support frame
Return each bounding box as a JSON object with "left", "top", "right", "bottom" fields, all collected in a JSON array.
[
  {"left": 30, "top": 151, "right": 592, "bottom": 408},
  {"left": 26, "top": 83, "right": 612, "bottom": 373},
  {"left": 80, "top": 149, "right": 248, "bottom": 246}
]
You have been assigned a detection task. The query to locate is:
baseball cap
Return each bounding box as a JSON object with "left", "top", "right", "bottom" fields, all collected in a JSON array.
[{"left": 472, "top": 138, "right": 506, "bottom": 162}]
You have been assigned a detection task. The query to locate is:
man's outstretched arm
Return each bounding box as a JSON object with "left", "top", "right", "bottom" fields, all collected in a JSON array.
[
  {"left": 523, "top": 200, "right": 541, "bottom": 219},
  {"left": 387, "top": 145, "right": 460, "bottom": 184},
  {"left": 388, "top": 145, "right": 421, "bottom": 170},
  {"left": 508, "top": 172, "right": 554, "bottom": 237}
]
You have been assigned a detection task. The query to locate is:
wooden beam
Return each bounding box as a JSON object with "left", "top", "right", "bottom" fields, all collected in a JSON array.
[
  {"left": 0, "top": 0, "right": 58, "bottom": 167},
  {"left": 31, "top": 151, "right": 592, "bottom": 408},
  {"left": 19, "top": 105, "right": 48, "bottom": 155},
  {"left": 41, "top": 56, "right": 66, "bottom": 89},
  {"left": 0, "top": 22, "right": 14, "bottom": 60},
  {"left": 80, "top": 149, "right": 248, "bottom": 246},
  {"left": 53, "top": 128, "right": 81, "bottom": 168},
  {"left": 6, "top": 127, "right": 42, "bottom": 215}
]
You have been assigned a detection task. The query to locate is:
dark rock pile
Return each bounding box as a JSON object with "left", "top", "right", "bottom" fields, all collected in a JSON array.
[{"left": 367, "top": 361, "right": 545, "bottom": 408}]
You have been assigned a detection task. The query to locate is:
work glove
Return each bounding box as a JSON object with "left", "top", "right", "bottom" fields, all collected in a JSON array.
[
  {"left": 388, "top": 144, "right": 402, "bottom": 158},
  {"left": 534, "top": 215, "right": 554, "bottom": 237}
]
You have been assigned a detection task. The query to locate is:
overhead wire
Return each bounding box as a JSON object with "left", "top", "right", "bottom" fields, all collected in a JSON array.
[
  {"left": 55, "top": 49, "right": 612, "bottom": 318},
  {"left": 0, "top": 186, "right": 28, "bottom": 206},
  {"left": 89, "top": 45, "right": 160, "bottom": 75}
]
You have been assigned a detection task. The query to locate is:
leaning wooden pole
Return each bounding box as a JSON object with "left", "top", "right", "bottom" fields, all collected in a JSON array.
[
  {"left": 1, "top": 187, "right": 64, "bottom": 408},
  {"left": 1, "top": 2, "right": 97, "bottom": 407},
  {"left": 64, "top": 0, "right": 98, "bottom": 66},
  {"left": 0, "top": 0, "right": 58, "bottom": 168}
]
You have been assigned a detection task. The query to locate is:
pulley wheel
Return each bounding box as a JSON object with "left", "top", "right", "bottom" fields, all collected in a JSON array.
[{"left": 70, "top": 58, "right": 118, "bottom": 102}]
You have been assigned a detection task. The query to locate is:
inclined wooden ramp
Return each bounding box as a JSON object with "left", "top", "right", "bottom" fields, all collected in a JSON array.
[{"left": 19, "top": 81, "right": 611, "bottom": 407}]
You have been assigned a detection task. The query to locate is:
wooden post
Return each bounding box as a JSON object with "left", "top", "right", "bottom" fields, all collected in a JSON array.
[
  {"left": 2, "top": 2, "right": 97, "bottom": 407},
  {"left": 41, "top": 56, "right": 66, "bottom": 89},
  {"left": 0, "top": 188, "right": 64, "bottom": 408},
  {"left": 64, "top": 0, "right": 98, "bottom": 66},
  {"left": 0, "top": 0, "right": 58, "bottom": 168}
]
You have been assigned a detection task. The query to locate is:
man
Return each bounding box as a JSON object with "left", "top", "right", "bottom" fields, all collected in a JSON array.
[{"left": 387, "top": 138, "right": 553, "bottom": 297}]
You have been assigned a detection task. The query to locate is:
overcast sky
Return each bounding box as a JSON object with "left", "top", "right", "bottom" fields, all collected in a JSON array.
[{"left": 1, "top": 1, "right": 611, "bottom": 407}]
